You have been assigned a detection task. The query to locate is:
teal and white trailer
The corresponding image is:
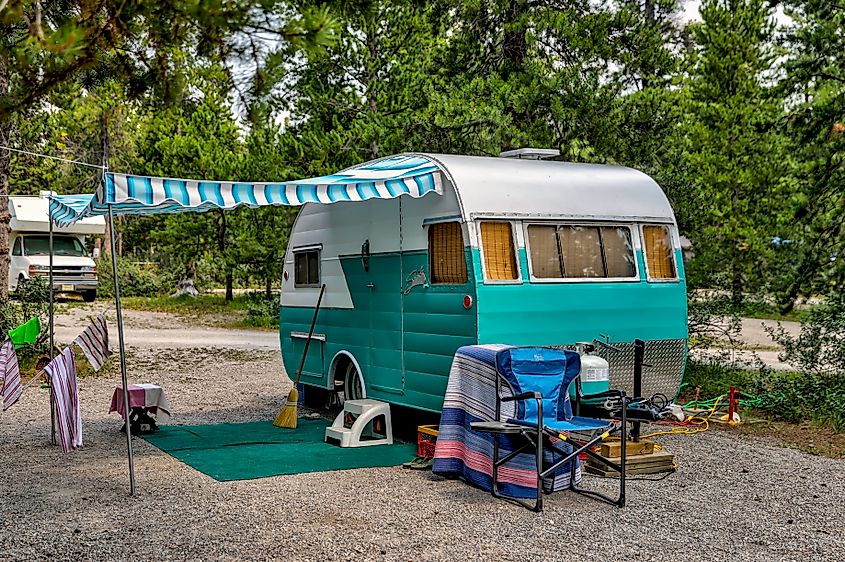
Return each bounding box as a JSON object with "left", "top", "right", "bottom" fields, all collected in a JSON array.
[{"left": 279, "top": 153, "right": 688, "bottom": 412}]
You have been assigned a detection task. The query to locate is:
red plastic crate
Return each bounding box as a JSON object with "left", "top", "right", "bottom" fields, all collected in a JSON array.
[{"left": 417, "top": 425, "right": 439, "bottom": 458}]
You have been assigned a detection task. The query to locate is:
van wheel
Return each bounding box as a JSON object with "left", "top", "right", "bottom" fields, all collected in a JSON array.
[
  {"left": 82, "top": 290, "right": 97, "bottom": 302},
  {"left": 343, "top": 362, "right": 364, "bottom": 402},
  {"left": 16, "top": 275, "right": 27, "bottom": 293}
]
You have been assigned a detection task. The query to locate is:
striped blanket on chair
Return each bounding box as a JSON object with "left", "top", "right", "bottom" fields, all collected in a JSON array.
[{"left": 432, "top": 345, "right": 581, "bottom": 499}]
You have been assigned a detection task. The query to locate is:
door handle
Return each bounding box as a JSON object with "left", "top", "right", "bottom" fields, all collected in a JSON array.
[{"left": 367, "top": 282, "right": 374, "bottom": 289}]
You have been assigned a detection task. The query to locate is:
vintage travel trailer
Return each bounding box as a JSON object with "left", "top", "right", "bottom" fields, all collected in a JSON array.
[{"left": 279, "top": 153, "right": 688, "bottom": 413}]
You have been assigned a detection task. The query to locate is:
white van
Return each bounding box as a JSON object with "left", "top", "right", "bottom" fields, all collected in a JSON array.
[{"left": 8, "top": 193, "right": 106, "bottom": 301}]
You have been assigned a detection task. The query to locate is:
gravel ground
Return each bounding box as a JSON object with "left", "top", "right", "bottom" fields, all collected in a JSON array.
[{"left": 2, "top": 314, "right": 844, "bottom": 561}]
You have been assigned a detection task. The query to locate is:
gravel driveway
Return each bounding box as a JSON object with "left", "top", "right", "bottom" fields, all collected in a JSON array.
[{"left": 1, "top": 312, "right": 843, "bottom": 561}]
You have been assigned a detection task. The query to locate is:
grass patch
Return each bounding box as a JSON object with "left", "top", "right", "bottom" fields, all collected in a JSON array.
[
  {"left": 121, "top": 294, "right": 252, "bottom": 314},
  {"left": 733, "top": 300, "right": 813, "bottom": 323},
  {"left": 120, "top": 294, "right": 279, "bottom": 331}
]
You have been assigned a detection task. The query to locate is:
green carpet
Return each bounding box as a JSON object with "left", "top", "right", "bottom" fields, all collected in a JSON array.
[{"left": 142, "top": 419, "right": 417, "bottom": 481}]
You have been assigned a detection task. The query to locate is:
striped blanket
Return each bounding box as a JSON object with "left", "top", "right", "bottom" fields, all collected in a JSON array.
[
  {"left": 44, "top": 348, "right": 82, "bottom": 453},
  {"left": 432, "top": 345, "right": 580, "bottom": 499},
  {"left": 73, "top": 314, "right": 110, "bottom": 371}
]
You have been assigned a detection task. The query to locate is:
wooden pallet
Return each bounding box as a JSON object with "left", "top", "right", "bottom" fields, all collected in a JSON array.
[
  {"left": 585, "top": 450, "right": 676, "bottom": 476},
  {"left": 599, "top": 438, "right": 654, "bottom": 458}
]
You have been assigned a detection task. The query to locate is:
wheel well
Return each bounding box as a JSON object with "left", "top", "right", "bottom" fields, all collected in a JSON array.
[
  {"left": 331, "top": 354, "right": 352, "bottom": 385},
  {"left": 329, "top": 351, "right": 365, "bottom": 398}
]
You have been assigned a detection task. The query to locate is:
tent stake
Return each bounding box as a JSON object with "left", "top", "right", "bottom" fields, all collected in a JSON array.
[
  {"left": 108, "top": 205, "right": 136, "bottom": 496},
  {"left": 48, "top": 204, "right": 57, "bottom": 445}
]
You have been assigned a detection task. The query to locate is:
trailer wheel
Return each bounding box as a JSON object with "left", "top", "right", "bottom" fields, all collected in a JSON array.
[{"left": 343, "top": 361, "right": 364, "bottom": 402}]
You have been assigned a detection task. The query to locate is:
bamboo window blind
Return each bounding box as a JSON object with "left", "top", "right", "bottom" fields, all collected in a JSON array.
[
  {"left": 527, "top": 225, "right": 563, "bottom": 278},
  {"left": 643, "top": 225, "right": 676, "bottom": 279},
  {"left": 480, "top": 222, "right": 519, "bottom": 281},
  {"left": 429, "top": 222, "right": 467, "bottom": 284}
]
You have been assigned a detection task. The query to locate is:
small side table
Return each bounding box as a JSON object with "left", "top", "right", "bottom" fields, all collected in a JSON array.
[{"left": 109, "top": 384, "right": 172, "bottom": 434}]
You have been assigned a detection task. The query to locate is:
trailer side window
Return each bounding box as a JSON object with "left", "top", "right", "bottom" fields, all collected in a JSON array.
[
  {"left": 480, "top": 222, "right": 519, "bottom": 281},
  {"left": 527, "top": 224, "right": 637, "bottom": 280},
  {"left": 294, "top": 249, "right": 320, "bottom": 287},
  {"left": 429, "top": 222, "right": 467, "bottom": 284},
  {"left": 642, "top": 225, "right": 676, "bottom": 279}
]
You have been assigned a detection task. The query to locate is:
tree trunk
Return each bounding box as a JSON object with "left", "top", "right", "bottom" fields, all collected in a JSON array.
[
  {"left": 265, "top": 274, "right": 272, "bottom": 300},
  {"left": 0, "top": 60, "right": 12, "bottom": 298},
  {"left": 501, "top": 0, "right": 528, "bottom": 79},
  {"left": 225, "top": 271, "right": 234, "bottom": 302}
]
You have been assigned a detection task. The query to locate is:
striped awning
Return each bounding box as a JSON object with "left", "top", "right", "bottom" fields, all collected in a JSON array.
[{"left": 49, "top": 154, "right": 443, "bottom": 226}]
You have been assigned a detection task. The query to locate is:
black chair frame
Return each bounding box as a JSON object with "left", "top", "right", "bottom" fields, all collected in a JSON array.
[{"left": 483, "top": 370, "right": 628, "bottom": 512}]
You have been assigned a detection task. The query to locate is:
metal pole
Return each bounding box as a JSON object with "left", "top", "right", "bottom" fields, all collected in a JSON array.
[
  {"left": 632, "top": 339, "right": 645, "bottom": 443},
  {"left": 48, "top": 202, "right": 56, "bottom": 445},
  {"left": 108, "top": 205, "right": 136, "bottom": 496}
]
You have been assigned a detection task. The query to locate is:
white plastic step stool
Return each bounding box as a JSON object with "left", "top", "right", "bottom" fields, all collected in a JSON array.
[{"left": 325, "top": 399, "right": 393, "bottom": 447}]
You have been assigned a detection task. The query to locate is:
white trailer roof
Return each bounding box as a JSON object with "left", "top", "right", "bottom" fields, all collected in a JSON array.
[
  {"left": 9, "top": 196, "right": 106, "bottom": 234},
  {"left": 424, "top": 153, "right": 676, "bottom": 222}
]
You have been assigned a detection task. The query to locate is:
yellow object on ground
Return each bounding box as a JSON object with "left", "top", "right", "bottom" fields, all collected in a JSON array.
[{"left": 274, "top": 388, "right": 299, "bottom": 428}]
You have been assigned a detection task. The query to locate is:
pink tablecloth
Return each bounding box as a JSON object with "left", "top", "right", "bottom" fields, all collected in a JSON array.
[{"left": 109, "top": 384, "right": 171, "bottom": 420}]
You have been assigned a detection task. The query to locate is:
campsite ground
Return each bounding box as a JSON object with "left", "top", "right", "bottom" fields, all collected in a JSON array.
[{"left": 2, "top": 305, "right": 843, "bottom": 561}]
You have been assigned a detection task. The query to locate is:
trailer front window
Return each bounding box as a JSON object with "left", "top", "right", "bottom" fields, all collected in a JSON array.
[
  {"left": 294, "top": 250, "right": 320, "bottom": 287},
  {"left": 429, "top": 222, "right": 467, "bottom": 284},
  {"left": 526, "top": 224, "right": 637, "bottom": 281},
  {"left": 480, "top": 222, "right": 519, "bottom": 281}
]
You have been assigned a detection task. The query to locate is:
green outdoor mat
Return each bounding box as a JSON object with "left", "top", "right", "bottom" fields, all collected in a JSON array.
[
  {"left": 8, "top": 316, "right": 41, "bottom": 348},
  {"left": 142, "top": 419, "right": 417, "bottom": 481}
]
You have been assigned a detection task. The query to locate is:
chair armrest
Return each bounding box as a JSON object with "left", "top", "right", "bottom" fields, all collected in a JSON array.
[{"left": 501, "top": 391, "right": 541, "bottom": 403}]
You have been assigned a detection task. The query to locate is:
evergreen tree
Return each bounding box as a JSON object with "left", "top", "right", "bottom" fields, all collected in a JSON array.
[
  {"left": 776, "top": 1, "right": 845, "bottom": 308},
  {"left": 678, "top": 0, "right": 790, "bottom": 303}
]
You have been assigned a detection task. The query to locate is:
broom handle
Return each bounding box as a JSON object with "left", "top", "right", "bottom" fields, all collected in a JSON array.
[{"left": 292, "top": 284, "right": 326, "bottom": 388}]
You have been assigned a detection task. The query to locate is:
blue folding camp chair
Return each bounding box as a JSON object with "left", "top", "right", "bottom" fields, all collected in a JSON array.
[{"left": 471, "top": 347, "right": 628, "bottom": 512}]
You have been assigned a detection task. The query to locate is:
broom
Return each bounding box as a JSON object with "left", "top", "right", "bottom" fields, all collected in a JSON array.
[{"left": 274, "top": 283, "right": 326, "bottom": 428}]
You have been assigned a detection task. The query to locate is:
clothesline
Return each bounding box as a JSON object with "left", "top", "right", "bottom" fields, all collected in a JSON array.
[
  {"left": 16, "top": 312, "right": 112, "bottom": 394},
  {"left": 0, "top": 145, "right": 106, "bottom": 170}
]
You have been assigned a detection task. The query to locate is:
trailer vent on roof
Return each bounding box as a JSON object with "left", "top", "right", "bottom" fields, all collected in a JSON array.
[{"left": 498, "top": 148, "right": 561, "bottom": 160}]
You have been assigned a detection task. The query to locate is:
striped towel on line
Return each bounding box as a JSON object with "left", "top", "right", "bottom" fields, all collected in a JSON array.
[
  {"left": 73, "top": 314, "right": 111, "bottom": 371},
  {"left": 0, "top": 337, "right": 23, "bottom": 411},
  {"left": 44, "top": 347, "right": 82, "bottom": 453}
]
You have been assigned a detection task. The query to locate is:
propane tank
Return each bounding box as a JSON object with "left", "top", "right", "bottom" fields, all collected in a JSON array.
[{"left": 573, "top": 342, "right": 611, "bottom": 397}]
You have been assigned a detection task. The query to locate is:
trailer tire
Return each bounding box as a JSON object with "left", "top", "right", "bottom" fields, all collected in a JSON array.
[
  {"left": 343, "top": 361, "right": 364, "bottom": 402},
  {"left": 82, "top": 290, "right": 97, "bottom": 302}
]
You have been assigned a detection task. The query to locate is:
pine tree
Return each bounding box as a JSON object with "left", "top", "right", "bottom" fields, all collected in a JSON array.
[{"left": 679, "top": 0, "right": 789, "bottom": 303}]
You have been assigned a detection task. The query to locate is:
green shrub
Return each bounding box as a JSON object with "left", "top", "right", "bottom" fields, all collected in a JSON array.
[
  {"left": 243, "top": 292, "right": 280, "bottom": 327},
  {"left": 97, "top": 257, "right": 174, "bottom": 297}
]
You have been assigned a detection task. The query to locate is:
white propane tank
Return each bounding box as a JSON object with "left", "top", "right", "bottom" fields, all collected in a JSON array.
[{"left": 574, "top": 342, "right": 611, "bottom": 397}]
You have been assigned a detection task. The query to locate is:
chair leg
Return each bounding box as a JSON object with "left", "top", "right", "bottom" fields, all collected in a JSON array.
[
  {"left": 618, "top": 405, "right": 627, "bottom": 507},
  {"left": 491, "top": 432, "right": 500, "bottom": 498},
  {"left": 535, "top": 427, "right": 543, "bottom": 512}
]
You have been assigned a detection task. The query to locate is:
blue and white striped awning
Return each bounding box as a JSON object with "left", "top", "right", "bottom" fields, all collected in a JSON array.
[{"left": 49, "top": 154, "right": 443, "bottom": 226}]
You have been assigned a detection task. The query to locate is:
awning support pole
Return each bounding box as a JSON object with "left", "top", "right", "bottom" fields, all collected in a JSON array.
[
  {"left": 48, "top": 205, "right": 56, "bottom": 445},
  {"left": 108, "top": 205, "right": 136, "bottom": 496}
]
